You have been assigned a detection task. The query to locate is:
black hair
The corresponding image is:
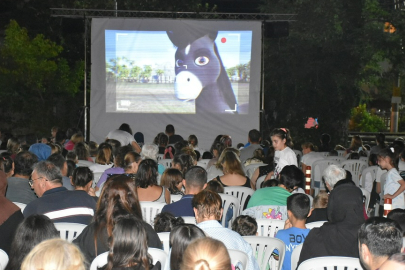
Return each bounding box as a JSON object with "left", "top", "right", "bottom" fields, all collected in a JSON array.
[
  {"left": 159, "top": 133, "right": 169, "bottom": 146},
  {"left": 184, "top": 166, "right": 207, "bottom": 189},
  {"left": 165, "top": 124, "right": 175, "bottom": 134},
  {"left": 188, "top": 135, "right": 198, "bottom": 146},
  {"left": 231, "top": 215, "right": 257, "bottom": 236},
  {"left": 174, "top": 140, "right": 189, "bottom": 154},
  {"left": 378, "top": 147, "right": 399, "bottom": 170},
  {"left": 368, "top": 154, "right": 378, "bottom": 166},
  {"left": 358, "top": 217, "right": 403, "bottom": 258},
  {"left": 153, "top": 212, "right": 184, "bottom": 233},
  {"left": 105, "top": 139, "right": 122, "bottom": 158},
  {"left": 66, "top": 151, "right": 77, "bottom": 162},
  {"left": 328, "top": 150, "right": 338, "bottom": 156},
  {"left": 195, "top": 150, "right": 201, "bottom": 161},
  {"left": 321, "top": 133, "right": 331, "bottom": 144},
  {"left": 173, "top": 154, "right": 194, "bottom": 177},
  {"left": 0, "top": 155, "right": 13, "bottom": 174},
  {"left": 72, "top": 167, "right": 93, "bottom": 187},
  {"left": 66, "top": 160, "right": 76, "bottom": 177},
  {"left": 347, "top": 152, "right": 360, "bottom": 160},
  {"left": 387, "top": 209, "right": 405, "bottom": 236},
  {"left": 261, "top": 179, "right": 279, "bottom": 188},
  {"left": 279, "top": 165, "right": 304, "bottom": 190},
  {"left": 116, "top": 145, "right": 133, "bottom": 168},
  {"left": 270, "top": 128, "right": 293, "bottom": 148},
  {"left": 287, "top": 193, "right": 310, "bottom": 220},
  {"left": 205, "top": 180, "right": 224, "bottom": 193},
  {"left": 14, "top": 151, "right": 38, "bottom": 176},
  {"left": 170, "top": 224, "right": 206, "bottom": 270},
  {"left": 136, "top": 159, "right": 158, "bottom": 188},
  {"left": 55, "top": 130, "right": 66, "bottom": 144},
  {"left": 5, "top": 215, "right": 59, "bottom": 270},
  {"left": 202, "top": 151, "right": 213, "bottom": 159},
  {"left": 118, "top": 123, "right": 133, "bottom": 135},
  {"left": 248, "top": 129, "right": 261, "bottom": 143},
  {"left": 47, "top": 153, "right": 66, "bottom": 171},
  {"left": 376, "top": 133, "right": 386, "bottom": 147}
]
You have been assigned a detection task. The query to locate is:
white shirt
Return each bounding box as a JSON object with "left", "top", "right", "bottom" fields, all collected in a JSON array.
[
  {"left": 384, "top": 168, "right": 405, "bottom": 209},
  {"left": 106, "top": 129, "right": 135, "bottom": 146},
  {"left": 301, "top": 152, "right": 324, "bottom": 167},
  {"left": 274, "top": 147, "right": 298, "bottom": 175}
]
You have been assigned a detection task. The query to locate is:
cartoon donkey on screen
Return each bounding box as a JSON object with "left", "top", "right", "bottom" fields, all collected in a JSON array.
[{"left": 167, "top": 27, "right": 238, "bottom": 113}]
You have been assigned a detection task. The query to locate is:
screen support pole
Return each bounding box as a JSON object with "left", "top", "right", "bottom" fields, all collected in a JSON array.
[{"left": 260, "top": 21, "right": 266, "bottom": 140}]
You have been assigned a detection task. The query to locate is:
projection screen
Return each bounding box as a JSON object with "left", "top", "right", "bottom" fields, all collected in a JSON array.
[{"left": 90, "top": 18, "right": 262, "bottom": 150}]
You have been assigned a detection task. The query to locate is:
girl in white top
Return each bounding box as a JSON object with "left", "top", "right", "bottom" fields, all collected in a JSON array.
[
  {"left": 378, "top": 147, "right": 405, "bottom": 210},
  {"left": 270, "top": 128, "right": 298, "bottom": 178}
]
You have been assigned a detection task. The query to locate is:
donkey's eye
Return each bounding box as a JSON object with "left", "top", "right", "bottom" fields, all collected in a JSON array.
[
  {"left": 176, "top": 59, "right": 184, "bottom": 67},
  {"left": 195, "top": 56, "right": 209, "bottom": 66}
]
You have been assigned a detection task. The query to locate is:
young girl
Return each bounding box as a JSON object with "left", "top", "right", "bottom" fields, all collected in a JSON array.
[
  {"left": 378, "top": 147, "right": 405, "bottom": 210},
  {"left": 270, "top": 128, "right": 297, "bottom": 178}
]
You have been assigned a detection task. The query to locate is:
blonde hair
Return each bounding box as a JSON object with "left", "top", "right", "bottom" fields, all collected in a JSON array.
[
  {"left": 313, "top": 191, "right": 328, "bottom": 208},
  {"left": 21, "top": 239, "right": 86, "bottom": 270},
  {"left": 180, "top": 238, "right": 231, "bottom": 270}
]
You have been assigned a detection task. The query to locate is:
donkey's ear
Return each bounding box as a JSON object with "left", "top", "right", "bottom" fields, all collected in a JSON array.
[{"left": 167, "top": 26, "right": 218, "bottom": 49}]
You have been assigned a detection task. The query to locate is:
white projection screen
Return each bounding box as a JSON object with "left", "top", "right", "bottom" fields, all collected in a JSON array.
[{"left": 90, "top": 18, "right": 262, "bottom": 150}]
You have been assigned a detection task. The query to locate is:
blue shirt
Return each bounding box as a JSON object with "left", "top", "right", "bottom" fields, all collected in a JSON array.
[
  {"left": 161, "top": 195, "right": 194, "bottom": 217},
  {"left": 275, "top": 227, "right": 310, "bottom": 270}
]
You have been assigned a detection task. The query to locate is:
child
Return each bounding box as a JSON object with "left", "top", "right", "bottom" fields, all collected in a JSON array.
[
  {"left": 378, "top": 147, "right": 405, "bottom": 210},
  {"left": 153, "top": 212, "right": 184, "bottom": 233},
  {"left": 270, "top": 128, "right": 297, "bottom": 178},
  {"left": 306, "top": 191, "right": 328, "bottom": 223},
  {"left": 275, "top": 193, "right": 310, "bottom": 270},
  {"left": 231, "top": 215, "right": 257, "bottom": 236}
]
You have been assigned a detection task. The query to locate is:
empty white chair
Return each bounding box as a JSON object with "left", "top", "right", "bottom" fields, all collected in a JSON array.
[
  {"left": 360, "top": 187, "right": 371, "bottom": 210},
  {"left": 305, "top": 221, "right": 326, "bottom": 229},
  {"left": 90, "top": 251, "right": 108, "bottom": 270},
  {"left": 336, "top": 150, "right": 345, "bottom": 157},
  {"left": 170, "top": 194, "right": 182, "bottom": 203},
  {"left": 0, "top": 249, "right": 8, "bottom": 270},
  {"left": 360, "top": 156, "right": 368, "bottom": 163},
  {"left": 244, "top": 164, "right": 265, "bottom": 179},
  {"left": 157, "top": 232, "right": 170, "bottom": 253},
  {"left": 13, "top": 202, "right": 27, "bottom": 212},
  {"left": 224, "top": 186, "right": 254, "bottom": 215},
  {"left": 297, "top": 256, "right": 363, "bottom": 270},
  {"left": 197, "top": 159, "right": 210, "bottom": 169},
  {"left": 359, "top": 165, "right": 378, "bottom": 190},
  {"left": 148, "top": 247, "right": 168, "bottom": 269},
  {"left": 325, "top": 156, "right": 346, "bottom": 163},
  {"left": 140, "top": 202, "right": 167, "bottom": 226},
  {"left": 243, "top": 236, "right": 285, "bottom": 270},
  {"left": 219, "top": 193, "right": 240, "bottom": 228},
  {"left": 293, "top": 150, "right": 303, "bottom": 164},
  {"left": 228, "top": 249, "right": 249, "bottom": 270},
  {"left": 291, "top": 243, "right": 303, "bottom": 270},
  {"left": 54, "top": 222, "right": 87, "bottom": 242},
  {"left": 181, "top": 216, "right": 197, "bottom": 225},
  {"left": 158, "top": 159, "right": 172, "bottom": 169},
  {"left": 256, "top": 175, "right": 266, "bottom": 190},
  {"left": 341, "top": 160, "right": 368, "bottom": 186},
  {"left": 311, "top": 159, "right": 340, "bottom": 196},
  {"left": 255, "top": 219, "right": 285, "bottom": 237},
  {"left": 319, "top": 152, "right": 329, "bottom": 157}
]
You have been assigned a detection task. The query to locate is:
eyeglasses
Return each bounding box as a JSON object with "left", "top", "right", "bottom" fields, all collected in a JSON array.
[{"left": 29, "top": 176, "right": 44, "bottom": 187}]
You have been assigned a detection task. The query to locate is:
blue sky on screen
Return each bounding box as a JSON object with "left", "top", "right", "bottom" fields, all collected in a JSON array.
[{"left": 105, "top": 30, "right": 252, "bottom": 69}]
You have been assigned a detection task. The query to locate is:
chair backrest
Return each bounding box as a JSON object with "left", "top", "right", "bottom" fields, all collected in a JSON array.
[
  {"left": 336, "top": 150, "right": 345, "bottom": 157},
  {"left": 340, "top": 160, "right": 368, "bottom": 186},
  {"left": 311, "top": 160, "right": 340, "bottom": 193},
  {"left": 93, "top": 172, "right": 103, "bottom": 187},
  {"left": 228, "top": 249, "right": 249, "bottom": 270},
  {"left": 158, "top": 159, "right": 172, "bottom": 169},
  {"left": 13, "top": 202, "right": 27, "bottom": 212},
  {"left": 293, "top": 150, "right": 303, "bottom": 164},
  {"left": 54, "top": 222, "right": 87, "bottom": 242},
  {"left": 255, "top": 219, "right": 285, "bottom": 237},
  {"left": 359, "top": 165, "right": 378, "bottom": 189},
  {"left": 181, "top": 216, "right": 196, "bottom": 225},
  {"left": 359, "top": 156, "right": 368, "bottom": 163},
  {"left": 90, "top": 251, "right": 108, "bottom": 270},
  {"left": 306, "top": 194, "right": 314, "bottom": 209},
  {"left": 297, "top": 256, "right": 363, "bottom": 270},
  {"left": 171, "top": 194, "right": 182, "bottom": 203},
  {"left": 290, "top": 243, "right": 303, "bottom": 270},
  {"left": 244, "top": 164, "right": 266, "bottom": 179},
  {"left": 256, "top": 175, "right": 266, "bottom": 190},
  {"left": 157, "top": 154, "right": 164, "bottom": 161},
  {"left": 219, "top": 193, "right": 240, "bottom": 228},
  {"left": 148, "top": 247, "right": 168, "bottom": 270},
  {"left": 379, "top": 171, "right": 388, "bottom": 204},
  {"left": 224, "top": 186, "right": 254, "bottom": 215},
  {"left": 360, "top": 188, "right": 371, "bottom": 210},
  {"left": 319, "top": 152, "right": 329, "bottom": 157},
  {"left": 157, "top": 232, "right": 170, "bottom": 253},
  {"left": 243, "top": 236, "right": 285, "bottom": 270},
  {"left": 197, "top": 159, "right": 210, "bottom": 169},
  {"left": 77, "top": 160, "right": 95, "bottom": 167},
  {"left": 305, "top": 221, "right": 326, "bottom": 229},
  {"left": 0, "top": 249, "right": 9, "bottom": 270},
  {"left": 207, "top": 166, "right": 224, "bottom": 181},
  {"left": 325, "top": 156, "right": 346, "bottom": 163},
  {"left": 140, "top": 202, "right": 167, "bottom": 226}
]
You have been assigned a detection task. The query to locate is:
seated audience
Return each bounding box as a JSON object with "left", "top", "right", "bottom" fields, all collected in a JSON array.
[
  {"left": 232, "top": 215, "right": 258, "bottom": 236},
  {"left": 306, "top": 191, "right": 328, "bottom": 223},
  {"left": 66, "top": 151, "right": 78, "bottom": 164},
  {"left": 160, "top": 168, "right": 184, "bottom": 195},
  {"left": 322, "top": 164, "right": 346, "bottom": 192},
  {"left": 47, "top": 153, "right": 73, "bottom": 190},
  {"left": 21, "top": 239, "right": 86, "bottom": 270},
  {"left": 172, "top": 154, "right": 194, "bottom": 177},
  {"left": 134, "top": 132, "right": 144, "bottom": 148},
  {"left": 106, "top": 123, "right": 141, "bottom": 153},
  {"left": 158, "top": 133, "right": 169, "bottom": 154},
  {"left": 123, "top": 151, "right": 142, "bottom": 180},
  {"left": 193, "top": 190, "right": 259, "bottom": 270},
  {"left": 5, "top": 215, "right": 59, "bottom": 270},
  {"left": 165, "top": 124, "right": 183, "bottom": 145},
  {"left": 261, "top": 179, "right": 279, "bottom": 188},
  {"left": 136, "top": 159, "right": 170, "bottom": 203},
  {"left": 162, "top": 166, "right": 207, "bottom": 217},
  {"left": 244, "top": 148, "right": 265, "bottom": 166},
  {"left": 23, "top": 161, "right": 96, "bottom": 225},
  {"left": 188, "top": 134, "right": 203, "bottom": 156},
  {"left": 300, "top": 142, "right": 324, "bottom": 173},
  {"left": 318, "top": 133, "right": 332, "bottom": 152},
  {"left": 239, "top": 129, "right": 262, "bottom": 163},
  {"left": 65, "top": 132, "right": 84, "bottom": 151},
  {"left": 205, "top": 180, "right": 233, "bottom": 228},
  {"left": 28, "top": 143, "right": 51, "bottom": 161},
  {"left": 142, "top": 143, "right": 165, "bottom": 175},
  {"left": 72, "top": 167, "right": 97, "bottom": 201},
  {"left": 358, "top": 217, "right": 403, "bottom": 270},
  {"left": 88, "top": 141, "right": 98, "bottom": 159},
  {"left": 215, "top": 150, "right": 253, "bottom": 188},
  {"left": 0, "top": 154, "right": 13, "bottom": 178},
  {"left": 153, "top": 212, "right": 184, "bottom": 233},
  {"left": 275, "top": 194, "right": 311, "bottom": 270},
  {"left": 88, "top": 142, "right": 114, "bottom": 173},
  {"left": 298, "top": 184, "right": 365, "bottom": 265},
  {"left": 73, "top": 174, "right": 162, "bottom": 263},
  {"left": 74, "top": 142, "right": 94, "bottom": 163}
]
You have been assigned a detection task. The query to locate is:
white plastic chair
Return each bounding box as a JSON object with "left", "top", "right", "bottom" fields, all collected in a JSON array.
[
  {"left": 337, "top": 150, "right": 345, "bottom": 157},
  {"left": 170, "top": 194, "right": 182, "bottom": 203},
  {"left": 224, "top": 186, "right": 254, "bottom": 215},
  {"left": 157, "top": 232, "right": 170, "bottom": 253},
  {"left": 256, "top": 175, "right": 266, "bottom": 190},
  {"left": 360, "top": 188, "right": 371, "bottom": 210},
  {"left": 197, "top": 159, "right": 210, "bottom": 169},
  {"left": 293, "top": 150, "right": 303, "bottom": 164},
  {"left": 13, "top": 202, "right": 27, "bottom": 212},
  {"left": 305, "top": 194, "right": 314, "bottom": 209},
  {"left": 325, "top": 156, "right": 346, "bottom": 163},
  {"left": 158, "top": 159, "right": 172, "bottom": 169},
  {"left": 93, "top": 172, "right": 103, "bottom": 187},
  {"left": 244, "top": 164, "right": 266, "bottom": 179},
  {"left": 305, "top": 221, "right": 326, "bottom": 229},
  {"left": 77, "top": 160, "right": 95, "bottom": 167},
  {"left": 311, "top": 159, "right": 340, "bottom": 196},
  {"left": 291, "top": 243, "right": 303, "bottom": 270},
  {"left": 360, "top": 156, "right": 368, "bottom": 163},
  {"left": 140, "top": 202, "right": 167, "bottom": 226},
  {"left": 181, "top": 216, "right": 197, "bottom": 225},
  {"left": 157, "top": 154, "right": 164, "bottom": 161},
  {"left": 0, "top": 249, "right": 9, "bottom": 270},
  {"left": 255, "top": 219, "right": 285, "bottom": 237},
  {"left": 90, "top": 251, "right": 108, "bottom": 270},
  {"left": 319, "top": 152, "right": 329, "bottom": 157},
  {"left": 207, "top": 166, "right": 224, "bottom": 181},
  {"left": 375, "top": 171, "right": 388, "bottom": 217},
  {"left": 54, "top": 222, "right": 87, "bottom": 242},
  {"left": 219, "top": 193, "right": 240, "bottom": 228},
  {"left": 228, "top": 249, "right": 249, "bottom": 270},
  {"left": 340, "top": 160, "right": 368, "bottom": 186},
  {"left": 297, "top": 256, "right": 363, "bottom": 270},
  {"left": 359, "top": 165, "right": 378, "bottom": 189},
  {"left": 148, "top": 247, "right": 168, "bottom": 269},
  {"left": 243, "top": 236, "right": 285, "bottom": 270}
]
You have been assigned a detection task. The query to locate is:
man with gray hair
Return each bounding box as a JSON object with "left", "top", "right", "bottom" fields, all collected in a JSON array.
[
  {"left": 23, "top": 161, "right": 96, "bottom": 224},
  {"left": 322, "top": 164, "right": 346, "bottom": 191}
]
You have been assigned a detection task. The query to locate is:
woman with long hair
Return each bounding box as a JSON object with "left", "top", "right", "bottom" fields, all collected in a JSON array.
[
  {"left": 73, "top": 174, "right": 162, "bottom": 263},
  {"left": 215, "top": 150, "right": 253, "bottom": 189},
  {"left": 89, "top": 143, "right": 114, "bottom": 173},
  {"left": 136, "top": 159, "right": 170, "bottom": 203}
]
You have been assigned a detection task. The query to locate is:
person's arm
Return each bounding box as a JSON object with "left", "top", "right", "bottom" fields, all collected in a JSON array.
[
  {"left": 301, "top": 162, "right": 307, "bottom": 174},
  {"left": 251, "top": 168, "right": 260, "bottom": 190},
  {"left": 264, "top": 171, "right": 274, "bottom": 181},
  {"left": 164, "top": 188, "right": 171, "bottom": 204},
  {"left": 131, "top": 141, "right": 141, "bottom": 153},
  {"left": 376, "top": 182, "right": 381, "bottom": 194},
  {"left": 384, "top": 179, "right": 405, "bottom": 199}
]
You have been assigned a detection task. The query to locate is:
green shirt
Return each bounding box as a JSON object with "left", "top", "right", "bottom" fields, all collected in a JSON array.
[{"left": 247, "top": 186, "right": 291, "bottom": 208}]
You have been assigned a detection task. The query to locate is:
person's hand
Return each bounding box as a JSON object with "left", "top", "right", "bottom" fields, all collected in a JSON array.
[
  {"left": 384, "top": 194, "right": 394, "bottom": 200},
  {"left": 88, "top": 187, "right": 96, "bottom": 197},
  {"left": 284, "top": 218, "right": 292, "bottom": 229}
]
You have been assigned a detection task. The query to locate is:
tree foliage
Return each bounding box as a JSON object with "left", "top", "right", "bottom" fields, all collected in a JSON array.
[{"left": 349, "top": 104, "right": 386, "bottom": 132}]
